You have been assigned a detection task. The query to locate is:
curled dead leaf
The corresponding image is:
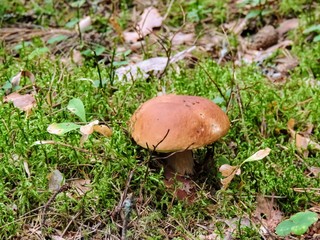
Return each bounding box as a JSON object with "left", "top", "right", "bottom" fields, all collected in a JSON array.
[
  {"left": 219, "top": 164, "right": 241, "bottom": 177},
  {"left": 78, "top": 16, "right": 91, "bottom": 33},
  {"left": 223, "top": 18, "right": 248, "bottom": 35},
  {"left": 93, "top": 125, "right": 112, "bottom": 137},
  {"left": 123, "top": 7, "right": 163, "bottom": 43},
  {"left": 10, "top": 70, "right": 36, "bottom": 88},
  {"left": 3, "top": 92, "right": 36, "bottom": 115},
  {"left": 310, "top": 166, "right": 320, "bottom": 177},
  {"left": 287, "top": 119, "right": 320, "bottom": 153},
  {"left": 80, "top": 120, "right": 99, "bottom": 146},
  {"left": 249, "top": 25, "right": 279, "bottom": 50},
  {"left": 80, "top": 120, "right": 99, "bottom": 135},
  {"left": 219, "top": 164, "right": 241, "bottom": 189},
  {"left": 171, "top": 32, "right": 195, "bottom": 46}
]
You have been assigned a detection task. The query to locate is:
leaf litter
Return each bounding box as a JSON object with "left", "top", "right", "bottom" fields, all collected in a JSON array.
[
  {"left": 123, "top": 7, "right": 163, "bottom": 43},
  {"left": 253, "top": 195, "right": 283, "bottom": 236},
  {"left": 115, "top": 46, "right": 196, "bottom": 81},
  {"left": 2, "top": 70, "right": 37, "bottom": 116},
  {"left": 219, "top": 148, "right": 271, "bottom": 189}
]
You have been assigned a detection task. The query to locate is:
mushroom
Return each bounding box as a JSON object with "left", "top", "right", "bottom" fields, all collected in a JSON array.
[{"left": 129, "top": 94, "right": 230, "bottom": 175}]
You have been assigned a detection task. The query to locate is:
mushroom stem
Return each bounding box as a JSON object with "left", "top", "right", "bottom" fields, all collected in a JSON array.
[{"left": 166, "top": 150, "right": 194, "bottom": 175}]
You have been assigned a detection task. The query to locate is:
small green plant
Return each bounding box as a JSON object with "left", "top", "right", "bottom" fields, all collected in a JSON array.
[
  {"left": 275, "top": 211, "right": 318, "bottom": 237},
  {"left": 43, "top": 98, "right": 111, "bottom": 146},
  {"left": 303, "top": 24, "right": 320, "bottom": 42}
]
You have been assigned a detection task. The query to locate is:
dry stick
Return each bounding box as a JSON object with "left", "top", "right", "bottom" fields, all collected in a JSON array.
[
  {"left": 41, "top": 184, "right": 71, "bottom": 227},
  {"left": 197, "top": 63, "right": 228, "bottom": 103},
  {"left": 235, "top": 83, "right": 250, "bottom": 143},
  {"left": 156, "top": 35, "right": 172, "bottom": 80},
  {"left": 111, "top": 169, "right": 135, "bottom": 218},
  {"left": 61, "top": 211, "right": 82, "bottom": 237},
  {"left": 139, "top": 130, "right": 170, "bottom": 201},
  {"left": 152, "top": 143, "right": 194, "bottom": 161}
]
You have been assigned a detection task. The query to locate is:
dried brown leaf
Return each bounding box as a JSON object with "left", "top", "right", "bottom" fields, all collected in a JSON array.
[
  {"left": 296, "top": 134, "right": 320, "bottom": 151},
  {"left": 93, "top": 125, "right": 112, "bottom": 137},
  {"left": 70, "top": 179, "right": 91, "bottom": 196},
  {"left": 287, "top": 118, "right": 295, "bottom": 131},
  {"left": 219, "top": 164, "right": 241, "bottom": 189},
  {"left": 310, "top": 166, "right": 320, "bottom": 177},
  {"left": 115, "top": 46, "right": 195, "bottom": 81},
  {"left": 241, "top": 40, "right": 293, "bottom": 64},
  {"left": 71, "top": 49, "right": 83, "bottom": 65},
  {"left": 4, "top": 92, "right": 36, "bottom": 114},
  {"left": 78, "top": 16, "right": 91, "bottom": 33},
  {"left": 123, "top": 7, "right": 163, "bottom": 43},
  {"left": 80, "top": 120, "right": 99, "bottom": 146},
  {"left": 277, "top": 18, "right": 299, "bottom": 38},
  {"left": 254, "top": 195, "right": 283, "bottom": 233},
  {"left": 246, "top": 148, "right": 271, "bottom": 161},
  {"left": 287, "top": 119, "right": 320, "bottom": 152},
  {"left": 80, "top": 120, "right": 99, "bottom": 135},
  {"left": 23, "top": 160, "right": 31, "bottom": 178},
  {"left": 219, "top": 164, "right": 241, "bottom": 177},
  {"left": 223, "top": 18, "right": 248, "bottom": 35},
  {"left": 10, "top": 70, "right": 35, "bottom": 87},
  {"left": 171, "top": 32, "right": 195, "bottom": 46}
]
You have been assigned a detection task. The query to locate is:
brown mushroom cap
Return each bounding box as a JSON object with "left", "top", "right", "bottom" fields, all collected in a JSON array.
[{"left": 130, "top": 94, "right": 230, "bottom": 152}]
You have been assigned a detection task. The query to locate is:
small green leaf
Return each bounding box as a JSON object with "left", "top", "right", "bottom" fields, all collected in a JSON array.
[
  {"left": 28, "top": 47, "right": 50, "bottom": 60},
  {"left": 81, "top": 49, "right": 93, "bottom": 57},
  {"left": 246, "top": 10, "right": 260, "bottom": 19},
  {"left": 47, "top": 35, "right": 69, "bottom": 44},
  {"left": 275, "top": 211, "right": 318, "bottom": 237},
  {"left": 47, "top": 122, "right": 81, "bottom": 135},
  {"left": 303, "top": 24, "right": 320, "bottom": 34},
  {"left": 70, "top": 0, "right": 85, "bottom": 7},
  {"left": 67, "top": 98, "right": 86, "bottom": 122},
  {"left": 313, "top": 35, "right": 320, "bottom": 42},
  {"left": 2, "top": 81, "right": 12, "bottom": 90},
  {"left": 65, "top": 18, "right": 79, "bottom": 28},
  {"left": 13, "top": 41, "right": 32, "bottom": 51},
  {"left": 275, "top": 219, "right": 294, "bottom": 237},
  {"left": 212, "top": 96, "right": 225, "bottom": 104},
  {"left": 291, "top": 224, "right": 309, "bottom": 236},
  {"left": 290, "top": 211, "right": 318, "bottom": 225},
  {"left": 93, "top": 45, "right": 106, "bottom": 56},
  {"left": 92, "top": 79, "right": 107, "bottom": 88},
  {"left": 113, "top": 60, "right": 129, "bottom": 67}
]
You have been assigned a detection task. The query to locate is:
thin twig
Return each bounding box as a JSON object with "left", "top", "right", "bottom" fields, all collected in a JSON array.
[
  {"left": 111, "top": 170, "right": 135, "bottom": 218},
  {"left": 150, "top": 129, "right": 170, "bottom": 153},
  {"left": 61, "top": 211, "right": 82, "bottom": 237},
  {"left": 152, "top": 143, "right": 194, "bottom": 161},
  {"left": 235, "top": 82, "right": 250, "bottom": 143},
  {"left": 197, "top": 62, "right": 228, "bottom": 102},
  {"left": 41, "top": 184, "right": 71, "bottom": 227}
]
